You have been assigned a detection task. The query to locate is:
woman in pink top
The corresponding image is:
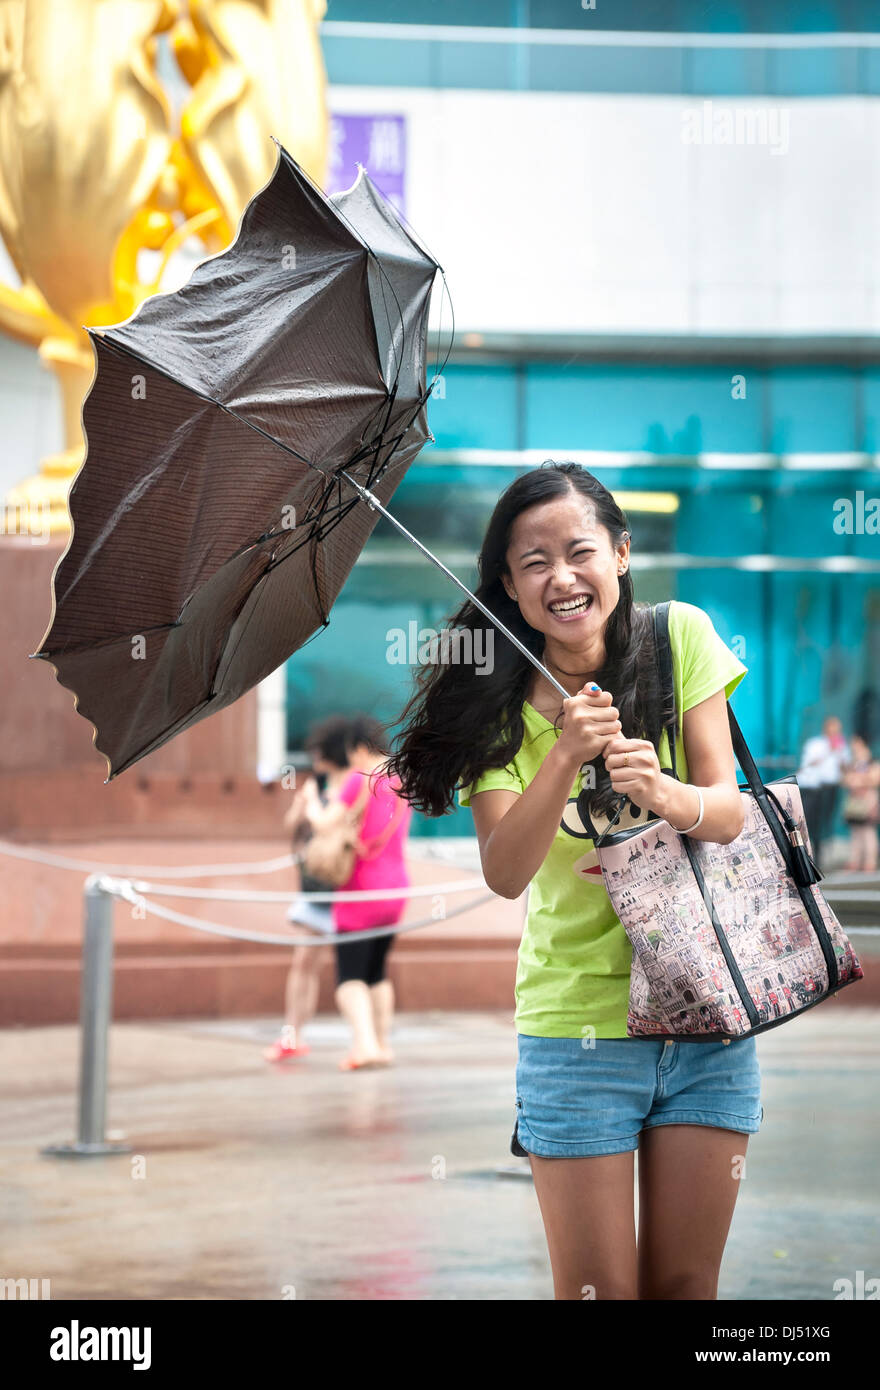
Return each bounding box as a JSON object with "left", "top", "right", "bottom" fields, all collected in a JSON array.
[{"left": 330, "top": 715, "right": 413, "bottom": 1070}]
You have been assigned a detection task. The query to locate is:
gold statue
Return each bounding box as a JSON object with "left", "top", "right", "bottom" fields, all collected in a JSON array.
[
  {"left": 0, "top": 0, "right": 328, "bottom": 533},
  {"left": 173, "top": 0, "right": 328, "bottom": 245}
]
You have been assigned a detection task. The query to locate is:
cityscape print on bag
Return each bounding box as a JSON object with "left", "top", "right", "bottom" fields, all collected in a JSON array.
[{"left": 597, "top": 778, "right": 863, "bottom": 1038}]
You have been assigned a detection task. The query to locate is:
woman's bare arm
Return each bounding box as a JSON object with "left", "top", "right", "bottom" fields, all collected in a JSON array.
[
  {"left": 283, "top": 786, "right": 311, "bottom": 833},
  {"left": 469, "top": 739, "right": 587, "bottom": 899}
]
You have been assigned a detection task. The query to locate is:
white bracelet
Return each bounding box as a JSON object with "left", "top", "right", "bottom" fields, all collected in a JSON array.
[{"left": 672, "top": 785, "right": 704, "bottom": 835}]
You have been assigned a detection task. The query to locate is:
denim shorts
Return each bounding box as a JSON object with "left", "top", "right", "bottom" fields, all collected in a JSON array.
[
  {"left": 512, "top": 1033, "right": 763, "bottom": 1158},
  {"left": 286, "top": 895, "right": 334, "bottom": 935}
]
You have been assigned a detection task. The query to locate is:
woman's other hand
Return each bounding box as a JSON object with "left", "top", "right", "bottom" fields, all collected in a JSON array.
[
  {"left": 284, "top": 770, "right": 328, "bottom": 833},
  {"left": 602, "top": 734, "right": 665, "bottom": 813},
  {"left": 283, "top": 775, "right": 314, "bottom": 832}
]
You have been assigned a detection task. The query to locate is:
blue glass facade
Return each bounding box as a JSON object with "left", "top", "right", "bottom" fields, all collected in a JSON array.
[
  {"left": 325, "top": 1, "right": 880, "bottom": 33},
  {"left": 322, "top": 2, "right": 880, "bottom": 96},
  {"left": 288, "top": 357, "right": 880, "bottom": 836}
]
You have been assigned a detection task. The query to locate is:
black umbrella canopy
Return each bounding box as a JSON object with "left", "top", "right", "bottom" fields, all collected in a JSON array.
[{"left": 32, "top": 141, "right": 441, "bottom": 779}]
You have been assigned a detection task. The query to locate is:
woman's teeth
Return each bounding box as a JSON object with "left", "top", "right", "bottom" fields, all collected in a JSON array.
[{"left": 549, "top": 596, "right": 593, "bottom": 616}]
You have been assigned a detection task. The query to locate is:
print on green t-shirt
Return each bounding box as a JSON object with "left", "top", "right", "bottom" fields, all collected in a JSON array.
[{"left": 457, "top": 601, "right": 748, "bottom": 1039}]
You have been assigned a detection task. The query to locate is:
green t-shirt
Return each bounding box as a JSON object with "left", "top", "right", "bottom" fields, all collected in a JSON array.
[{"left": 457, "top": 601, "right": 748, "bottom": 1038}]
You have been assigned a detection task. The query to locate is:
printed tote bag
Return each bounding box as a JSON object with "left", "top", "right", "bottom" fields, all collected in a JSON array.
[{"left": 594, "top": 601, "right": 864, "bottom": 1040}]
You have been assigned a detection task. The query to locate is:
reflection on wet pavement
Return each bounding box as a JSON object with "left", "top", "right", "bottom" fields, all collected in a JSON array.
[{"left": 0, "top": 1008, "right": 877, "bottom": 1299}]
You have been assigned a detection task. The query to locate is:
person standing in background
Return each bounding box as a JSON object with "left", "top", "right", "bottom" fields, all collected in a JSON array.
[
  {"left": 797, "top": 715, "right": 850, "bottom": 872},
  {"left": 841, "top": 734, "right": 880, "bottom": 873},
  {"left": 264, "top": 716, "right": 353, "bottom": 1063},
  {"left": 330, "top": 714, "right": 413, "bottom": 1071}
]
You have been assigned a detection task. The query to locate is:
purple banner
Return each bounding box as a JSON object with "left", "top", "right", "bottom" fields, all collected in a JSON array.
[{"left": 326, "top": 113, "right": 406, "bottom": 218}]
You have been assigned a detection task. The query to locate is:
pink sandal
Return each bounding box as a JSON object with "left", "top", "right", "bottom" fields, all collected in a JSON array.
[{"left": 263, "top": 1038, "right": 311, "bottom": 1062}]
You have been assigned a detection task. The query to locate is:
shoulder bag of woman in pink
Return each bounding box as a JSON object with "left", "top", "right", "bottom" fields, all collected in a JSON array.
[{"left": 302, "top": 776, "right": 372, "bottom": 889}]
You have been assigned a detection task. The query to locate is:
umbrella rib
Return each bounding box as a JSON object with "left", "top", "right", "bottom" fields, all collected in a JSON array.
[
  {"left": 206, "top": 463, "right": 350, "bottom": 694},
  {"left": 210, "top": 425, "right": 408, "bottom": 693},
  {"left": 34, "top": 620, "right": 181, "bottom": 661},
  {"left": 327, "top": 159, "right": 446, "bottom": 401},
  {"left": 234, "top": 390, "right": 413, "bottom": 579},
  {"left": 93, "top": 333, "right": 326, "bottom": 476},
  {"left": 92, "top": 323, "right": 428, "bottom": 496},
  {"left": 368, "top": 251, "right": 408, "bottom": 399}
]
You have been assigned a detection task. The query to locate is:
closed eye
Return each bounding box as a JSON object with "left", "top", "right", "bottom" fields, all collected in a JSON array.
[{"left": 524, "top": 549, "right": 593, "bottom": 569}]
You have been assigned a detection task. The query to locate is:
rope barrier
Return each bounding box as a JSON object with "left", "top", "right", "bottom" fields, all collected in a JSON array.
[
  {"left": 1, "top": 835, "right": 497, "bottom": 943},
  {"left": 123, "top": 876, "right": 487, "bottom": 902},
  {"left": 28, "top": 845, "right": 499, "bottom": 1157},
  {"left": 104, "top": 876, "right": 496, "bottom": 945},
  {"left": 0, "top": 839, "right": 297, "bottom": 878}
]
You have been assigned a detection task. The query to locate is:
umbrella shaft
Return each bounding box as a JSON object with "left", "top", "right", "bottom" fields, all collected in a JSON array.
[{"left": 338, "top": 469, "right": 570, "bottom": 702}]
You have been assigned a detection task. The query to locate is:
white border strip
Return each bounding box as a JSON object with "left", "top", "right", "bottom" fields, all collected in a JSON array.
[{"left": 321, "top": 22, "right": 880, "bottom": 50}]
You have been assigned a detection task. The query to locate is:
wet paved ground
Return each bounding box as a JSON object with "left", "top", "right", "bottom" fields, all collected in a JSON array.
[{"left": 1, "top": 1007, "right": 878, "bottom": 1300}]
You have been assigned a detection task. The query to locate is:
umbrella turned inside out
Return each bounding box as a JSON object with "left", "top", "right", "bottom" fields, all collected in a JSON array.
[{"left": 31, "top": 141, "right": 442, "bottom": 780}]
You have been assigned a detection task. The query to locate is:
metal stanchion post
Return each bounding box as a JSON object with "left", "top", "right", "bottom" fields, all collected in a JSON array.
[{"left": 42, "top": 875, "right": 132, "bottom": 1158}]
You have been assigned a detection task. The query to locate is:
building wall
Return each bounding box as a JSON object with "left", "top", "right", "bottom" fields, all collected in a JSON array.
[
  {"left": 3, "top": 5, "right": 878, "bottom": 840},
  {"left": 328, "top": 84, "right": 880, "bottom": 337}
]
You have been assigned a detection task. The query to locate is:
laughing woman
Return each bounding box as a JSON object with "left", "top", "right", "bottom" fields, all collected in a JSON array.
[{"left": 384, "top": 461, "right": 760, "bottom": 1301}]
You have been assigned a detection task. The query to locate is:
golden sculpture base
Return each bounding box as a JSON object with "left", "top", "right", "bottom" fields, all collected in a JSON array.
[{"left": 4, "top": 448, "right": 81, "bottom": 537}]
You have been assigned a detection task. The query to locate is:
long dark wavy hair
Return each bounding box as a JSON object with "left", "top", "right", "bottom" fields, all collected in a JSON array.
[{"left": 382, "top": 462, "right": 670, "bottom": 819}]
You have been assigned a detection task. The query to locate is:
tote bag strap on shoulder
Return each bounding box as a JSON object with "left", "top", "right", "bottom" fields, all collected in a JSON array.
[
  {"left": 653, "top": 600, "right": 769, "bottom": 808},
  {"left": 651, "top": 600, "right": 680, "bottom": 773}
]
